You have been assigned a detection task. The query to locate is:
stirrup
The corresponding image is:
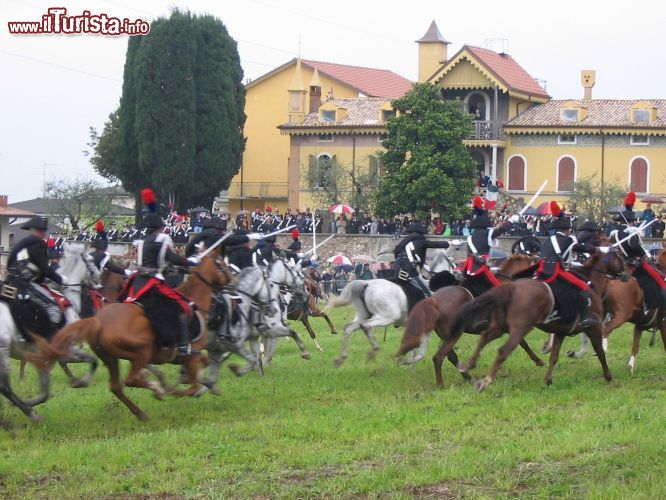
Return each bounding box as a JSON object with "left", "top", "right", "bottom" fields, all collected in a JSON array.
[
  {"left": 579, "top": 317, "right": 599, "bottom": 328},
  {"left": 176, "top": 345, "right": 200, "bottom": 356}
]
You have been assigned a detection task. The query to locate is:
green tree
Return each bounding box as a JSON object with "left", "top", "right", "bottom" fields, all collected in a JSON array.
[
  {"left": 566, "top": 173, "right": 626, "bottom": 222},
  {"left": 84, "top": 108, "right": 120, "bottom": 182},
  {"left": 44, "top": 177, "right": 114, "bottom": 231},
  {"left": 110, "top": 9, "right": 245, "bottom": 213},
  {"left": 375, "top": 83, "right": 476, "bottom": 219}
]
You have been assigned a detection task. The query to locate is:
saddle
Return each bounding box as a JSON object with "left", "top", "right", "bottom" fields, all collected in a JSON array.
[
  {"left": 0, "top": 280, "right": 65, "bottom": 341},
  {"left": 540, "top": 279, "right": 580, "bottom": 330}
]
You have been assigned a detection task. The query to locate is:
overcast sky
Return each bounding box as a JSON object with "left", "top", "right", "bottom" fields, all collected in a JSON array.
[{"left": 2, "top": 0, "right": 665, "bottom": 203}]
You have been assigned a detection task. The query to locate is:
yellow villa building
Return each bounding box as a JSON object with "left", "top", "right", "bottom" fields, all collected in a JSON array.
[{"left": 228, "top": 21, "right": 666, "bottom": 215}]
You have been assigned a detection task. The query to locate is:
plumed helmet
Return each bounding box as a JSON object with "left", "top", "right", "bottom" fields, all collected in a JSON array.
[
  {"left": 469, "top": 215, "right": 493, "bottom": 229},
  {"left": 472, "top": 196, "right": 484, "bottom": 217},
  {"left": 614, "top": 192, "right": 637, "bottom": 222},
  {"left": 21, "top": 216, "right": 48, "bottom": 231},
  {"left": 95, "top": 220, "right": 105, "bottom": 233},
  {"left": 141, "top": 188, "right": 158, "bottom": 214},
  {"left": 549, "top": 201, "right": 572, "bottom": 230},
  {"left": 139, "top": 213, "right": 165, "bottom": 229},
  {"left": 578, "top": 220, "right": 600, "bottom": 232},
  {"left": 407, "top": 222, "right": 427, "bottom": 234},
  {"left": 91, "top": 238, "right": 108, "bottom": 250},
  {"left": 291, "top": 228, "right": 300, "bottom": 240}
]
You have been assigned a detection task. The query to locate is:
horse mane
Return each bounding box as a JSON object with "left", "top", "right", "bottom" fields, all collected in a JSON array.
[
  {"left": 499, "top": 253, "right": 535, "bottom": 269},
  {"left": 58, "top": 243, "right": 88, "bottom": 277}
]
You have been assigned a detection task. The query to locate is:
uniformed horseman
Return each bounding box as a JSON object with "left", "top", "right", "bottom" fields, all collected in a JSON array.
[
  {"left": 4, "top": 216, "right": 70, "bottom": 336},
  {"left": 535, "top": 202, "right": 599, "bottom": 328},
  {"left": 393, "top": 222, "right": 450, "bottom": 299},
  {"left": 609, "top": 192, "right": 666, "bottom": 310},
  {"left": 90, "top": 238, "right": 130, "bottom": 277},
  {"left": 461, "top": 196, "right": 510, "bottom": 295}
]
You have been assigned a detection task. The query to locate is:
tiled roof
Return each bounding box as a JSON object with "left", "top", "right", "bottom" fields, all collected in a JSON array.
[
  {"left": 416, "top": 21, "right": 450, "bottom": 44},
  {"left": 10, "top": 198, "right": 134, "bottom": 216},
  {"left": 439, "top": 46, "right": 549, "bottom": 99},
  {"left": 280, "top": 97, "right": 392, "bottom": 129},
  {"left": 0, "top": 206, "right": 35, "bottom": 217},
  {"left": 301, "top": 59, "right": 412, "bottom": 98},
  {"left": 506, "top": 99, "right": 666, "bottom": 128}
]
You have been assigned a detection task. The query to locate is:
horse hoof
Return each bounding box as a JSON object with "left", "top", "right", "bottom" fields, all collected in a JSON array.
[
  {"left": 29, "top": 411, "right": 43, "bottom": 423},
  {"left": 211, "top": 386, "right": 222, "bottom": 396},
  {"left": 333, "top": 358, "right": 344, "bottom": 368},
  {"left": 457, "top": 362, "right": 471, "bottom": 374},
  {"left": 316, "top": 345, "right": 324, "bottom": 352},
  {"left": 545, "top": 377, "right": 552, "bottom": 386},
  {"left": 474, "top": 379, "right": 489, "bottom": 392},
  {"left": 301, "top": 352, "right": 311, "bottom": 360},
  {"left": 69, "top": 379, "right": 88, "bottom": 389},
  {"left": 153, "top": 391, "right": 165, "bottom": 401},
  {"left": 605, "top": 374, "right": 613, "bottom": 382},
  {"left": 534, "top": 358, "right": 546, "bottom": 367},
  {"left": 460, "top": 372, "right": 473, "bottom": 382},
  {"left": 137, "top": 412, "right": 149, "bottom": 422},
  {"left": 193, "top": 386, "right": 209, "bottom": 398}
]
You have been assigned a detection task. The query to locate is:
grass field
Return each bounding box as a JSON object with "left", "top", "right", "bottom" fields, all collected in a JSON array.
[{"left": 1, "top": 305, "right": 665, "bottom": 499}]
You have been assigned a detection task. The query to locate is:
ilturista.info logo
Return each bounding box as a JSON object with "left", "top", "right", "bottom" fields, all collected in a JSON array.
[{"left": 8, "top": 7, "right": 151, "bottom": 36}]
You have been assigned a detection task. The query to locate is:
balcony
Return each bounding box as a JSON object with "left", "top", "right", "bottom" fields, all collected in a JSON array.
[
  {"left": 226, "top": 182, "right": 288, "bottom": 200},
  {"left": 468, "top": 120, "right": 505, "bottom": 141}
]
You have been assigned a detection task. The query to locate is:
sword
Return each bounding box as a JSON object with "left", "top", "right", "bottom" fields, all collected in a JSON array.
[
  {"left": 519, "top": 180, "right": 548, "bottom": 217},
  {"left": 302, "top": 233, "right": 335, "bottom": 257},
  {"left": 610, "top": 218, "right": 657, "bottom": 248},
  {"left": 200, "top": 225, "right": 297, "bottom": 258}
]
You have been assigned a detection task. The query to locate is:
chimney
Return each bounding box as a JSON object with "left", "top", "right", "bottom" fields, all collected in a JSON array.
[
  {"left": 309, "top": 68, "right": 322, "bottom": 114},
  {"left": 0, "top": 195, "right": 7, "bottom": 208},
  {"left": 581, "top": 70, "right": 596, "bottom": 100}
]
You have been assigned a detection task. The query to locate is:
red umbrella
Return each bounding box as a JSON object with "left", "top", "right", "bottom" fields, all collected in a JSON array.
[
  {"left": 329, "top": 204, "right": 355, "bottom": 215},
  {"left": 535, "top": 201, "right": 563, "bottom": 215}
]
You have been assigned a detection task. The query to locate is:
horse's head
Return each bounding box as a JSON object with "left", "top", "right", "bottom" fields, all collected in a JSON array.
[
  {"left": 497, "top": 253, "right": 537, "bottom": 279},
  {"left": 60, "top": 243, "right": 99, "bottom": 285},
  {"left": 599, "top": 248, "right": 625, "bottom": 278}
]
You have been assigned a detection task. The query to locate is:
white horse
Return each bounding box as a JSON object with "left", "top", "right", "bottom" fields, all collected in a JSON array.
[
  {"left": 328, "top": 279, "right": 408, "bottom": 367},
  {"left": 199, "top": 259, "right": 310, "bottom": 395},
  {"left": 0, "top": 243, "right": 98, "bottom": 421}
]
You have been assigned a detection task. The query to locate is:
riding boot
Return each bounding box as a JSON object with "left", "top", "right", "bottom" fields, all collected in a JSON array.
[
  {"left": 410, "top": 276, "right": 431, "bottom": 298},
  {"left": 176, "top": 311, "right": 200, "bottom": 356},
  {"left": 578, "top": 291, "right": 599, "bottom": 328}
]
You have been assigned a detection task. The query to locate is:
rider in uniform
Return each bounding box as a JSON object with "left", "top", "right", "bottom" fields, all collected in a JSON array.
[
  {"left": 5, "top": 216, "right": 69, "bottom": 335},
  {"left": 461, "top": 196, "right": 511, "bottom": 295},
  {"left": 535, "top": 202, "right": 599, "bottom": 328},
  {"left": 90, "top": 238, "right": 130, "bottom": 277},
  {"left": 609, "top": 192, "right": 666, "bottom": 310},
  {"left": 252, "top": 234, "right": 278, "bottom": 268},
  {"left": 393, "top": 221, "right": 450, "bottom": 297}
]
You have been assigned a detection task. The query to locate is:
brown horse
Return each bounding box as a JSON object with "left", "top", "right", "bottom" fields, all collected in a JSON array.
[
  {"left": 448, "top": 251, "right": 621, "bottom": 391},
  {"left": 31, "top": 252, "right": 230, "bottom": 420},
  {"left": 287, "top": 276, "right": 338, "bottom": 351},
  {"left": 396, "top": 254, "right": 543, "bottom": 387},
  {"left": 99, "top": 269, "right": 126, "bottom": 303},
  {"left": 603, "top": 259, "right": 666, "bottom": 373}
]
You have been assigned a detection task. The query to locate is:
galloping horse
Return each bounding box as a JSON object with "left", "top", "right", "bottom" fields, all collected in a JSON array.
[
  {"left": 395, "top": 253, "right": 542, "bottom": 387},
  {"left": 448, "top": 251, "right": 621, "bottom": 391},
  {"left": 602, "top": 254, "right": 666, "bottom": 373},
  {"left": 285, "top": 276, "right": 338, "bottom": 352},
  {"left": 31, "top": 251, "right": 230, "bottom": 420}
]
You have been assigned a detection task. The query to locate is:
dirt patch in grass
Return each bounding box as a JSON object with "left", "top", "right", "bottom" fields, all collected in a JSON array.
[{"left": 405, "top": 483, "right": 459, "bottom": 498}]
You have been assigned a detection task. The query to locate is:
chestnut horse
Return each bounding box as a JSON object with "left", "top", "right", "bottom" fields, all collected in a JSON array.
[
  {"left": 602, "top": 255, "right": 666, "bottom": 373},
  {"left": 288, "top": 276, "right": 338, "bottom": 351},
  {"left": 396, "top": 253, "right": 543, "bottom": 387},
  {"left": 449, "top": 251, "right": 621, "bottom": 391},
  {"left": 32, "top": 251, "right": 230, "bottom": 420}
]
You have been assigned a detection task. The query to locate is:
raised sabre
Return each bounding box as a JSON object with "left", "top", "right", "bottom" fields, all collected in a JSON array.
[
  {"left": 302, "top": 233, "right": 335, "bottom": 257},
  {"left": 519, "top": 179, "right": 548, "bottom": 217},
  {"left": 609, "top": 218, "right": 657, "bottom": 248},
  {"left": 200, "top": 224, "right": 297, "bottom": 258}
]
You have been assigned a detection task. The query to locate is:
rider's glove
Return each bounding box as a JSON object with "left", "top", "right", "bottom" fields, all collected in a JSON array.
[
  {"left": 187, "top": 256, "right": 200, "bottom": 265},
  {"left": 124, "top": 269, "right": 133, "bottom": 277},
  {"left": 598, "top": 246, "right": 610, "bottom": 253},
  {"left": 247, "top": 233, "right": 263, "bottom": 240}
]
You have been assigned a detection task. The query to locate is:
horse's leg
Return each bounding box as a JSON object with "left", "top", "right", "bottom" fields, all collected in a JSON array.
[
  {"left": 446, "top": 349, "right": 473, "bottom": 383},
  {"left": 123, "top": 355, "right": 166, "bottom": 401},
  {"left": 361, "top": 325, "right": 380, "bottom": 361},
  {"left": 301, "top": 316, "right": 323, "bottom": 352},
  {"left": 62, "top": 348, "right": 98, "bottom": 388},
  {"left": 660, "top": 321, "right": 666, "bottom": 351},
  {"left": 0, "top": 369, "right": 42, "bottom": 422},
  {"left": 103, "top": 355, "right": 148, "bottom": 421},
  {"left": 544, "top": 334, "right": 564, "bottom": 386},
  {"left": 433, "top": 336, "right": 464, "bottom": 388},
  {"left": 519, "top": 339, "right": 545, "bottom": 366},
  {"left": 458, "top": 327, "right": 503, "bottom": 374},
  {"left": 405, "top": 332, "right": 431, "bottom": 365},
  {"left": 585, "top": 326, "right": 613, "bottom": 382},
  {"left": 320, "top": 311, "right": 339, "bottom": 335},
  {"left": 541, "top": 333, "right": 554, "bottom": 354},
  {"left": 19, "top": 359, "right": 26, "bottom": 381},
  {"left": 475, "top": 327, "right": 529, "bottom": 392},
  {"left": 144, "top": 365, "right": 176, "bottom": 394},
  {"left": 229, "top": 341, "right": 260, "bottom": 377},
  {"left": 287, "top": 328, "right": 311, "bottom": 360},
  {"left": 251, "top": 339, "right": 264, "bottom": 376},
  {"left": 175, "top": 356, "right": 205, "bottom": 397},
  {"left": 197, "top": 349, "right": 225, "bottom": 396},
  {"left": 334, "top": 321, "right": 358, "bottom": 368},
  {"left": 628, "top": 326, "right": 642, "bottom": 375},
  {"left": 23, "top": 371, "right": 50, "bottom": 407},
  {"left": 648, "top": 327, "right": 657, "bottom": 347}
]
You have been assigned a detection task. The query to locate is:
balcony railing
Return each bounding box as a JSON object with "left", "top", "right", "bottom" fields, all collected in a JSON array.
[
  {"left": 226, "top": 182, "right": 288, "bottom": 200},
  {"left": 469, "top": 120, "right": 505, "bottom": 141}
]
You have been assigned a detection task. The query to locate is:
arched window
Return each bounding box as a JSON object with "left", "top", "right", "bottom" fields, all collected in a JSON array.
[
  {"left": 629, "top": 157, "right": 648, "bottom": 193},
  {"left": 506, "top": 155, "right": 526, "bottom": 191},
  {"left": 308, "top": 153, "right": 334, "bottom": 189},
  {"left": 557, "top": 156, "right": 575, "bottom": 192}
]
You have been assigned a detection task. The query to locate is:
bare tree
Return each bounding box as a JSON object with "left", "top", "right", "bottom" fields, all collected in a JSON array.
[{"left": 44, "top": 177, "right": 114, "bottom": 230}]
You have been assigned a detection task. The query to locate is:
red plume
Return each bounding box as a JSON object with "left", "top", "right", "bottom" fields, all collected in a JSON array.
[
  {"left": 47, "top": 237, "right": 56, "bottom": 248},
  {"left": 291, "top": 228, "right": 299, "bottom": 240},
  {"left": 624, "top": 191, "right": 636, "bottom": 211},
  {"left": 472, "top": 196, "right": 483, "bottom": 209},
  {"left": 141, "top": 188, "right": 156, "bottom": 205},
  {"left": 549, "top": 201, "right": 561, "bottom": 217},
  {"left": 95, "top": 220, "right": 105, "bottom": 233}
]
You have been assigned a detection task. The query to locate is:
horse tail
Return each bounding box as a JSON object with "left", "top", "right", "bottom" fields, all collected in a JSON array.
[
  {"left": 397, "top": 297, "right": 438, "bottom": 356},
  {"left": 327, "top": 281, "right": 369, "bottom": 308},
  {"left": 449, "top": 283, "right": 515, "bottom": 338},
  {"left": 28, "top": 318, "right": 102, "bottom": 371}
]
